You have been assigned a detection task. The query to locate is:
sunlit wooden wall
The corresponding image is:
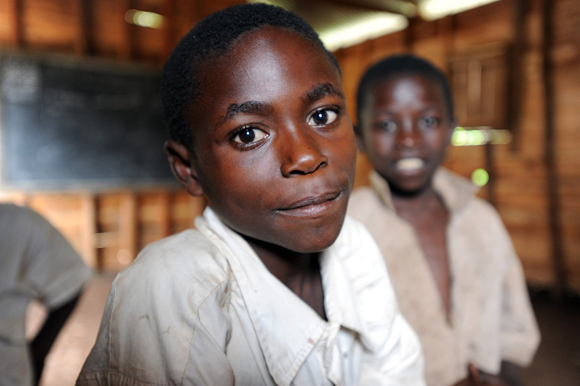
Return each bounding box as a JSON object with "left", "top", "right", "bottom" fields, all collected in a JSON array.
[
  {"left": 1, "top": 0, "right": 579, "bottom": 289},
  {"left": 0, "top": 0, "right": 243, "bottom": 270},
  {"left": 335, "top": 0, "right": 580, "bottom": 289}
]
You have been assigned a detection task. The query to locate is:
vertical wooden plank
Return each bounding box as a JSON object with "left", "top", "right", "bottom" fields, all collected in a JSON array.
[
  {"left": 509, "top": 0, "right": 526, "bottom": 150},
  {"left": 542, "top": 0, "right": 567, "bottom": 294},
  {"left": 439, "top": 14, "right": 455, "bottom": 75},
  {"left": 404, "top": 17, "right": 414, "bottom": 52},
  {"left": 119, "top": 192, "right": 138, "bottom": 261},
  {"left": 160, "top": 0, "right": 175, "bottom": 63},
  {"left": 116, "top": 0, "right": 133, "bottom": 60},
  {"left": 81, "top": 193, "right": 98, "bottom": 269},
  {"left": 76, "top": 0, "right": 95, "bottom": 55},
  {"left": 484, "top": 143, "right": 496, "bottom": 206},
  {"left": 6, "top": 0, "right": 23, "bottom": 47},
  {"left": 158, "top": 191, "right": 172, "bottom": 238}
]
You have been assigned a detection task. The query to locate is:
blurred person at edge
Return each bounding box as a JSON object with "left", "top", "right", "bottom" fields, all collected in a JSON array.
[{"left": 0, "top": 203, "right": 92, "bottom": 386}]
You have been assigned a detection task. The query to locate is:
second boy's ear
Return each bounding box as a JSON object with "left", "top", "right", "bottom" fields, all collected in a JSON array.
[{"left": 164, "top": 140, "right": 204, "bottom": 197}]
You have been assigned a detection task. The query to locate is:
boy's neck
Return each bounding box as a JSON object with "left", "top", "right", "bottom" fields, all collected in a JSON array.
[
  {"left": 391, "top": 185, "right": 443, "bottom": 215},
  {"left": 244, "top": 235, "right": 327, "bottom": 320}
]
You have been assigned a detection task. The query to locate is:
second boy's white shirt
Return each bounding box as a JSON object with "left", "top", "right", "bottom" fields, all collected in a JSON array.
[{"left": 77, "top": 207, "right": 425, "bottom": 386}]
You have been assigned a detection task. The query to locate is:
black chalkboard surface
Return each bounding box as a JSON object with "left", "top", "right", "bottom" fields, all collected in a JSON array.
[{"left": 0, "top": 52, "right": 177, "bottom": 191}]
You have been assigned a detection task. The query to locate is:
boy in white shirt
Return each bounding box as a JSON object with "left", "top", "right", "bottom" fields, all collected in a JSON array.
[{"left": 77, "top": 4, "right": 424, "bottom": 385}]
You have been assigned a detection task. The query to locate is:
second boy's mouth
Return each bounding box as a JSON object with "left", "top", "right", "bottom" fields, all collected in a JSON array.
[
  {"left": 275, "top": 190, "right": 344, "bottom": 218},
  {"left": 396, "top": 157, "right": 425, "bottom": 173}
]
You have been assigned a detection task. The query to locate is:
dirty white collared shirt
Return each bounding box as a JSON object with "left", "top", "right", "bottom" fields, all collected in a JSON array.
[
  {"left": 348, "top": 168, "right": 540, "bottom": 386},
  {"left": 77, "top": 207, "right": 425, "bottom": 386}
]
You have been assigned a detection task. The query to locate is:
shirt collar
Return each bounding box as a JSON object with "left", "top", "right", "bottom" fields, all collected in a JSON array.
[
  {"left": 195, "top": 207, "right": 370, "bottom": 385},
  {"left": 369, "top": 167, "right": 479, "bottom": 213}
]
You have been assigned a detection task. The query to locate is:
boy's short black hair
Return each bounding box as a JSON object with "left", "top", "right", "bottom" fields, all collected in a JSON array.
[
  {"left": 161, "top": 3, "right": 340, "bottom": 149},
  {"left": 356, "top": 54, "right": 454, "bottom": 126}
]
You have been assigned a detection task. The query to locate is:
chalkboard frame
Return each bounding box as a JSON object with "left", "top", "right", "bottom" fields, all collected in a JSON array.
[{"left": 0, "top": 50, "right": 179, "bottom": 192}]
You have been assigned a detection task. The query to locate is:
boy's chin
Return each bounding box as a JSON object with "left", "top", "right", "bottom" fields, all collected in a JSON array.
[
  {"left": 389, "top": 179, "right": 432, "bottom": 197},
  {"left": 240, "top": 218, "right": 346, "bottom": 255}
]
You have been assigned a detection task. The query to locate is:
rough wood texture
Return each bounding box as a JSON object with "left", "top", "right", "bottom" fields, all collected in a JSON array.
[
  {"left": 336, "top": 0, "right": 580, "bottom": 288},
  {"left": 0, "top": 0, "right": 578, "bottom": 288}
]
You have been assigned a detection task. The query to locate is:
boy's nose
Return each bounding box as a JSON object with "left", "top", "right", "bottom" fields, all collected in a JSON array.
[
  {"left": 279, "top": 128, "right": 328, "bottom": 177},
  {"left": 395, "top": 118, "right": 421, "bottom": 149}
]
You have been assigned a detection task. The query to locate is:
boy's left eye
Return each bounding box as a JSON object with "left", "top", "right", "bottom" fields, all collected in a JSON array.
[
  {"left": 232, "top": 127, "right": 268, "bottom": 145},
  {"left": 307, "top": 108, "right": 339, "bottom": 127},
  {"left": 418, "top": 116, "right": 439, "bottom": 129}
]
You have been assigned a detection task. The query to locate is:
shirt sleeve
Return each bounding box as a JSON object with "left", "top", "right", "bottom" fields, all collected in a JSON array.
[
  {"left": 344, "top": 218, "right": 426, "bottom": 386},
  {"left": 498, "top": 223, "right": 541, "bottom": 366},
  {"left": 77, "top": 236, "right": 235, "bottom": 386},
  {"left": 20, "top": 206, "right": 92, "bottom": 309}
]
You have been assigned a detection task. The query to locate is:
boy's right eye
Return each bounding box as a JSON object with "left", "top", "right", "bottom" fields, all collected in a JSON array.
[
  {"left": 374, "top": 120, "right": 397, "bottom": 133},
  {"left": 230, "top": 127, "right": 269, "bottom": 149}
]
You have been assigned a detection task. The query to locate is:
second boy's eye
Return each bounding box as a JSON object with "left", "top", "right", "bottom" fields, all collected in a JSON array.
[
  {"left": 308, "top": 108, "right": 338, "bottom": 127},
  {"left": 375, "top": 120, "right": 397, "bottom": 133},
  {"left": 232, "top": 127, "right": 268, "bottom": 146},
  {"left": 418, "top": 116, "right": 439, "bottom": 130}
]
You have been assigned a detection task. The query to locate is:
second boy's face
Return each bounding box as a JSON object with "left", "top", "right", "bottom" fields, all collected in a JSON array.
[
  {"left": 186, "top": 27, "right": 356, "bottom": 253},
  {"left": 358, "top": 75, "right": 454, "bottom": 194}
]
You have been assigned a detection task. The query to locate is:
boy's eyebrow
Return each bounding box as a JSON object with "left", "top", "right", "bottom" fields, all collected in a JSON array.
[
  {"left": 303, "top": 83, "right": 344, "bottom": 104},
  {"left": 216, "top": 101, "right": 273, "bottom": 128}
]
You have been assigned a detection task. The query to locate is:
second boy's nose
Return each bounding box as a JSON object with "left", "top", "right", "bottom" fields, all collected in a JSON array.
[
  {"left": 279, "top": 127, "right": 328, "bottom": 177},
  {"left": 395, "top": 118, "right": 422, "bottom": 149}
]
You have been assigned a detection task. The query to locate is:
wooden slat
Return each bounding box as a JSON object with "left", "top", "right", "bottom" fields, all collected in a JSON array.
[
  {"left": 542, "top": 0, "right": 567, "bottom": 295},
  {"left": 119, "top": 192, "right": 139, "bottom": 261},
  {"left": 76, "top": 0, "right": 95, "bottom": 55},
  {"left": 81, "top": 194, "right": 98, "bottom": 268},
  {"left": 158, "top": 191, "right": 172, "bottom": 238},
  {"left": 5, "top": 0, "right": 23, "bottom": 46},
  {"left": 116, "top": 0, "right": 133, "bottom": 60}
]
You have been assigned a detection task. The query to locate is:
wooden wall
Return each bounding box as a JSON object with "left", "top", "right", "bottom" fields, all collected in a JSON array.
[
  {"left": 0, "top": 0, "right": 241, "bottom": 271},
  {"left": 335, "top": 0, "right": 580, "bottom": 289},
  {"left": 1, "top": 0, "right": 579, "bottom": 289}
]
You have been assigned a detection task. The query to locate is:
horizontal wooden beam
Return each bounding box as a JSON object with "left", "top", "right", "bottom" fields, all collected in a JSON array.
[{"left": 308, "top": 0, "right": 417, "bottom": 18}]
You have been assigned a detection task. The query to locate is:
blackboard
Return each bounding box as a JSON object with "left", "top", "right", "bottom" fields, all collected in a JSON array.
[{"left": 0, "top": 52, "right": 178, "bottom": 191}]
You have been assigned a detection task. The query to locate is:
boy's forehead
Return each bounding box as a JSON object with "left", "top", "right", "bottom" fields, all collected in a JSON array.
[
  {"left": 188, "top": 27, "right": 341, "bottom": 129},
  {"left": 368, "top": 74, "right": 446, "bottom": 107}
]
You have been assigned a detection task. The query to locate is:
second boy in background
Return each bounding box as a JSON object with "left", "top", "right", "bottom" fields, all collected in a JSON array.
[{"left": 349, "top": 55, "right": 540, "bottom": 386}]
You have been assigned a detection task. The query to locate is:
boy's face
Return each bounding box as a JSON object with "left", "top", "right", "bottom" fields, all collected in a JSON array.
[
  {"left": 170, "top": 27, "right": 356, "bottom": 253},
  {"left": 358, "top": 74, "right": 454, "bottom": 194}
]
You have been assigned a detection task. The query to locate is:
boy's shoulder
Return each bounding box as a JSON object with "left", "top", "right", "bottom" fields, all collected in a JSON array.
[
  {"left": 114, "top": 228, "right": 232, "bottom": 307},
  {"left": 349, "top": 186, "right": 383, "bottom": 212},
  {"left": 332, "top": 215, "right": 390, "bottom": 282}
]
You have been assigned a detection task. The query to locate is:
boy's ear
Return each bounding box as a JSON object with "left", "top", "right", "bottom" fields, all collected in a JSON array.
[
  {"left": 164, "top": 140, "right": 204, "bottom": 197},
  {"left": 353, "top": 124, "right": 367, "bottom": 153}
]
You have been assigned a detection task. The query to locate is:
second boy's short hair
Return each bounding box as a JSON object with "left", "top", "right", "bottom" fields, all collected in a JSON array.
[
  {"left": 161, "top": 3, "right": 341, "bottom": 149},
  {"left": 356, "top": 54, "right": 454, "bottom": 126}
]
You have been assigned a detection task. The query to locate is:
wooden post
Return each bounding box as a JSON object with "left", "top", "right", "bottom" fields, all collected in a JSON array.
[
  {"left": 119, "top": 192, "right": 139, "bottom": 261},
  {"left": 76, "top": 0, "right": 95, "bottom": 55},
  {"left": 117, "top": 0, "right": 133, "bottom": 60},
  {"left": 6, "top": 0, "right": 23, "bottom": 47},
  {"left": 541, "top": 0, "right": 567, "bottom": 295},
  {"left": 161, "top": 0, "right": 175, "bottom": 63},
  {"left": 158, "top": 191, "right": 172, "bottom": 238},
  {"left": 81, "top": 194, "right": 98, "bottom": 269},
  {"left": 404, "top": 17, "right": 414, "bottom": 52},
  {"left": 484, "top": 142, "right": 496, "bottom": 206},
  {"left": 509, "top": 0, "right": 526, "bottom": 150}
]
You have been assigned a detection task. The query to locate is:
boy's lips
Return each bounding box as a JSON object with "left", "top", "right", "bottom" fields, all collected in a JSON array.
[{"left": 276, "top": 190, "right": 344, "bottom": 218}]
